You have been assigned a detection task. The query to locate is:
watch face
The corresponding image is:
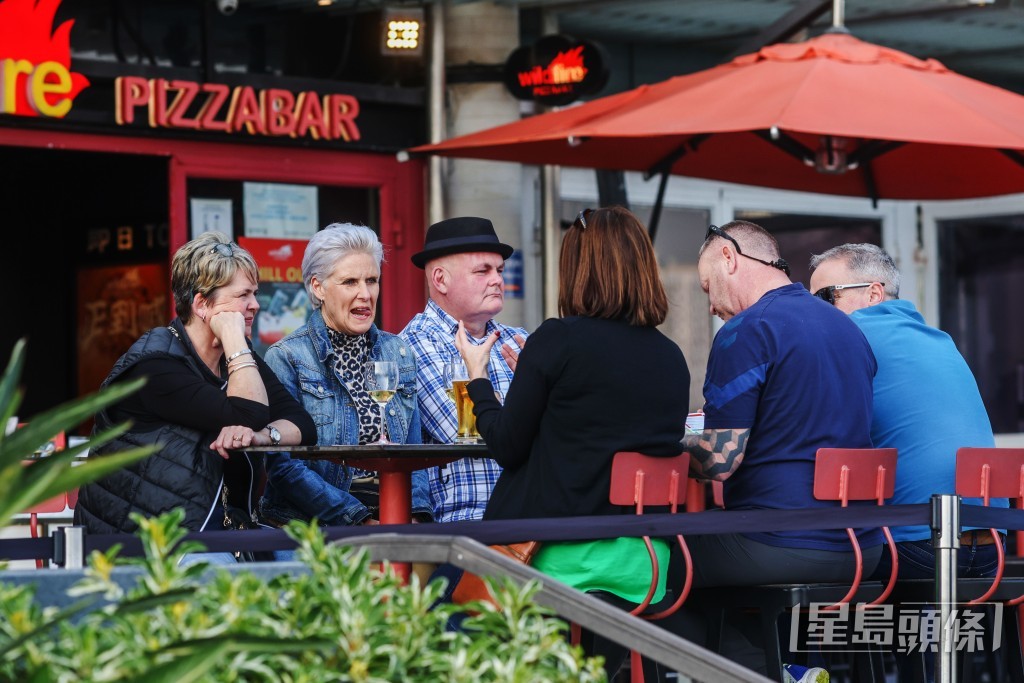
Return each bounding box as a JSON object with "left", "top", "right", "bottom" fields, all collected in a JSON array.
[{"left": 269, "top": 426, "right": 281, "bottom": 445}]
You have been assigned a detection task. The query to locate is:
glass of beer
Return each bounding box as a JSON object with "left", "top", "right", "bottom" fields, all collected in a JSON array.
[{"left": 447, "top": 358, "right": 481, "bottom": 444}]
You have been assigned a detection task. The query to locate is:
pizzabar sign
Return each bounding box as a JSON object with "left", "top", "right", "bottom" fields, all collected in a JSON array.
[
  {"left": 0, "top": 0, "right": 364, "bottom": 143},
  {"left": 504, "top": 34, "right": 609, "bottom": 107},
  {"left": 115, "top": 77, "right": 362, "bottom": 142}
]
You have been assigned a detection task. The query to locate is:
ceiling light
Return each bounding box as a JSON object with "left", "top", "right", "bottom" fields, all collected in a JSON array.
[{"left": 382, "top": 7, "right": 424, "bottom": 57}]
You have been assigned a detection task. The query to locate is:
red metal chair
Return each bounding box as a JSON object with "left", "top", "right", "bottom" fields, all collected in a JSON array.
[
  {"left": 692, "top": 447, "right": 898, "bottom": 682},
  {"left": 608, "top": 451, "right": 694, "bottom": 621},
  {"left": 20, "top": 430, "right": 71, "bottom": 568},
  {"left": 813, "top": 447, "right": 900, "bottom": 609},
  {"left": 571, "top": 451, "right": 693, "bottom": 683},
  {"left": 954, "top": 447, "right": 1024, "bottom": 605}
]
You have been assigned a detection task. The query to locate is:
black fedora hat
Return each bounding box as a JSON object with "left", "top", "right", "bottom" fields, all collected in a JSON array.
[{"left": 411, "top": 216, "right": 515, "bottom": 268}]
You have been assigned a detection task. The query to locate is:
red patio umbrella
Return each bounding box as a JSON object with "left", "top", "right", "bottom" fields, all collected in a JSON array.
[{"left": 410, "top": 31, "right": 1024, "bottom": 203}]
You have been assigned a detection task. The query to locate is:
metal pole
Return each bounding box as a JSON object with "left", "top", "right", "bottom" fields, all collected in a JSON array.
[
  {"left": 832, "top": 0, "right": 844, "bottom": 30},
  {"left": 933, "top": 493, "right": 960, "bottom": 683},
  {"left": 58, "top": 526, "right": 86, "bottom": 569},
  {"left": 427, "top": 0, "right": 447, "bottom": 226},
  {"left": 539, "top": 7, "right": 561, "bottom": 320},
  {"left": 541, "top": 164, "right": 560, "bottom": 319}
]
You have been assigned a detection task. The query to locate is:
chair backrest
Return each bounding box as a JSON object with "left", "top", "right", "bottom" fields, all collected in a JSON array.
[
  {"left": 608, "top": 451, "right": 692, "bottom": 617},
  {"left": 21, "top": 429, "right": 71, "bottom": 516},
  {"left": 814, "top": 448, "right": 897, "bottom": 506},
  {"left": 812, "top": 448, "right": 899, "bottom": 609},
  {"left": 955, "top": 447, "right": 1024, "bottom": 504},
  {"left": 610, "top": 451, "right": 689, "bottom": 511},
  {"left": 954, "top": 447, "right": 1024, "bottom": 605},
  {"left": 711, "top": 480, "right": 724, "bottom": 508}
]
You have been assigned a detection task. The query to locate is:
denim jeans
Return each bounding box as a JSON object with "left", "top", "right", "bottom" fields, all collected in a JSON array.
[
  {"left": 872, "top": 537, "right": 1002, "bottom": 683},
  {"left": 871, "top": 537, "right": 1001, "bottom": 581},
  {"left": 428, "top": 563, "right": 469, "bottom": 632}
]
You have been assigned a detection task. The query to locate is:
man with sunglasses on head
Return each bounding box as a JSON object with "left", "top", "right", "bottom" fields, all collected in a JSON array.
[
  {"left": 682, "top": 221, "right": 879, "bottom": 680},
  {"left": 809, "top": 243, "right": 1005, "bottom": 585}
]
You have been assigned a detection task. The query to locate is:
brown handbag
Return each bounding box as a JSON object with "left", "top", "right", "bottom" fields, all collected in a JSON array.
[{"left": 450, "top": 541, "right": 541, "bottom": 607}]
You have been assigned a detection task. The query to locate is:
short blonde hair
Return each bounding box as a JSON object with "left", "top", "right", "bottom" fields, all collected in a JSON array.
[
  {"left": 171, "top": 232, "right": 259, "bottom": 322},
  {"left": 558, "top": 206, "right": 668, "bottom": 327}
]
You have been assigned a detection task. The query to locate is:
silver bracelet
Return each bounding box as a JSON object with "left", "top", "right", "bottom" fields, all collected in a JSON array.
[
  {"left": 228, "top": 361, "right": 258, "bottom": 376},
  {"left": 226, "top": 348, "right": 253, "bottom": 364}
]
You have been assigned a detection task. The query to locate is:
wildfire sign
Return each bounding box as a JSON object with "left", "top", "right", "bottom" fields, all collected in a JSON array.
[
  {"left": 0, "top": 0, "right": 90, "bottom": 118},
  {"left": 504, "top": 34, "right": 608, "bottom": 106}
]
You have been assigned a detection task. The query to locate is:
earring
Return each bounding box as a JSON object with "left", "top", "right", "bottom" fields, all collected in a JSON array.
[{"left": 199, "top": 312, "right": 206, "bottom": 322}]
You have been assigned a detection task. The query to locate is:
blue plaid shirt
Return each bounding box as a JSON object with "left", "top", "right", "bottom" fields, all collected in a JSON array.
[{"left": 399, "top": 299, "right": 527, "bottom": 522}]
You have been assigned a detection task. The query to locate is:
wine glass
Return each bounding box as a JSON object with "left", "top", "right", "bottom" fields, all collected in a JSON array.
[{"left": 364, "top": 360, "right": 399, "bottom": 445}]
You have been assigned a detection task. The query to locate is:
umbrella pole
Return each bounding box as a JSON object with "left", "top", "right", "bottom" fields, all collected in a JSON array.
[
  {"left": 831, "top": 0, "right": 846, "bottom": 32},
  {"left": 648, "top": 170, "right": 670, "bottom": 242}
]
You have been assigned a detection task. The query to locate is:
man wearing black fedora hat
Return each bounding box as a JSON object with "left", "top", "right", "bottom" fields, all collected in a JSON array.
[{"left": 400, "top": 216, "right": 528, "bottom": 524}]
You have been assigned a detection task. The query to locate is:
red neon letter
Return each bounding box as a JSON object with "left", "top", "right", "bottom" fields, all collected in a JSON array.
[
  {"left": 114, "top": 76, "right": 150, "bottom": 125},
  {"left": 263, "top": 88, "right": 296, "bottom": 136},
  {"left": 326, "top": 94, "right": 361, "bottom": 142}
]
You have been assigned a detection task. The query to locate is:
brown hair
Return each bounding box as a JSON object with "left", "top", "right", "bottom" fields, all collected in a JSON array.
[{"left": 558, "top": 206, "right": 668, "bottom": 327}]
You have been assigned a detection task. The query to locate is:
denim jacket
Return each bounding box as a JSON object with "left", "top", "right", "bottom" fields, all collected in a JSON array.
[{"left": 260, "top": 309, "right": 431, "bottom": 526}]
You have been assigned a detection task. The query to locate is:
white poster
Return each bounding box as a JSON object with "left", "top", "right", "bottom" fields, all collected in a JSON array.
[
  {"left": 190, "top": 198, "right": 233, "bottom": 238},
  {"left": 243, "top": 182, "right": 319, "bottom": 238}
]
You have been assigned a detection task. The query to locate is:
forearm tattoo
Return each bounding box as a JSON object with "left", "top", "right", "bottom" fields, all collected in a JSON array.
[{"left": 683, "top": 428, "right": 750, "bottom": 481}]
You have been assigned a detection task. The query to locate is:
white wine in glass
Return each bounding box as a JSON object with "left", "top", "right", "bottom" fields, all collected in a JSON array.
[{"left": 364, "top": 360, "right": 399, "bottom": 445}]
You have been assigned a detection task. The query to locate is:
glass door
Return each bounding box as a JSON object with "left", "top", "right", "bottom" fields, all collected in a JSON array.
[{"left": 923, "top": 196, "right": 1024, "bottom": 440}]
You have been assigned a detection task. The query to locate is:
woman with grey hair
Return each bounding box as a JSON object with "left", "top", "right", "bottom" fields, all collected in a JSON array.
[{"left": 260, "top": 223, "right": 431, "bottom": 544}]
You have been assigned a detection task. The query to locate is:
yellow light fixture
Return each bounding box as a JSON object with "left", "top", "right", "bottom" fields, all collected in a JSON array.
[
  {"left": 317, "top": 0, "right": 332, "bottom": 6},
  {"left": 382, "top": 7, "right": 424, "bottom": 57}
]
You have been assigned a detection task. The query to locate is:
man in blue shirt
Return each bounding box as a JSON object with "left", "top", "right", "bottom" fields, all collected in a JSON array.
[
  {"left": 809, "top": 243, "right": 1005, "bottom": 580},
  {"left": 685, "top": 220, "right": 882, "bottom": 584},
  {"left": 677, "top": 221, "right": 880, "bottom": 680},
  {"left": 399, "top": 216, "right": 527, "bottom": 523}
]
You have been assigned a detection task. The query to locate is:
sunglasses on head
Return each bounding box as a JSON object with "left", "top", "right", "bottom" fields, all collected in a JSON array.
[
  {"left": 211, "top": 243, "right": 234, "bottom": 257},
  {"left": 813, "top": 282, "right": 883, "bottom": 306},
  {"left": 704, "top": 225, "right": 791, "bottom": 276},
  {"left": 574, "top": 208, "right": 594, "bottom": 230}
]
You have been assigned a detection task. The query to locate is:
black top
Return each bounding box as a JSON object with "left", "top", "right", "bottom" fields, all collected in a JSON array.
[
  {"left": 114, "top": 351, "right": 316, "bottom": 442},
  {"left": 470, "top": 316, "right": 690, "bottom": 521}
]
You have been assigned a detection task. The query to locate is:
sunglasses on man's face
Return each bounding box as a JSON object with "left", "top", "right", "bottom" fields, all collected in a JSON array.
[
  {"left": 813, "top": 282, "right": 883, "bottom": 306},
  {"left": 704, "top": 225, "right": 791, "bottom": 276}
]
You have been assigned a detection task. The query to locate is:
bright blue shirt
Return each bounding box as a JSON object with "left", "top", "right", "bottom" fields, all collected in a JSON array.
[
  {"left": 399, "top": 299, "right": 527, "bottom": 522},
  {"left": 703, "top": 283, "right": 881, "bottom": 551},
  {"left": 850, "top": 299, "right": 1006, "bottom": 542}
]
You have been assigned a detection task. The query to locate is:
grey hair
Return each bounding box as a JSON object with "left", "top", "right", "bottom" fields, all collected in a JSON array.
[
  {"left": 809, "top": 243, "right": 901, "bottom": 299},
  {"left": 302, "top": 223, "right": 384, "bottom": 310}
]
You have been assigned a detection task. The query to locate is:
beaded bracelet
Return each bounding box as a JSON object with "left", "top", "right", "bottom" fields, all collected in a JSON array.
[
  {"left": 228, "top": 361, "right": 259, "bottom": 377},
  {"left": 226, "top": 348, "right": 253, "bottom": 364}
]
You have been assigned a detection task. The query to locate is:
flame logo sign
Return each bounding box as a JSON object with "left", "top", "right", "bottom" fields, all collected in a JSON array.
[{"left": 0, "top": 0, "right": 89, "bottom": 117}]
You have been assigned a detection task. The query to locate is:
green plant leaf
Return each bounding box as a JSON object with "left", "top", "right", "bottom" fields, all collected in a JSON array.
[
  {"left": 0, "top": 336, "right": 157, "bottom": 529},
  {"left": 0, "top": 337, "right": 26, "bottom": 426},
  {"left": 139, "top": 636, "right": 336, "bottom": 683},
  {"left": 0, "top": 597, "right": 99, "bottom": 661}
]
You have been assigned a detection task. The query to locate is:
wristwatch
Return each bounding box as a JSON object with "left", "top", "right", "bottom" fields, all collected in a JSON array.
[{"left": 266, "top": 425, "right": 281, "bottom": 446}]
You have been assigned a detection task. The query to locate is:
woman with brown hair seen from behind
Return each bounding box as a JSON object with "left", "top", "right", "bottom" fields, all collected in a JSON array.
[{"left": 455, "top": 206, "right": 691, "bottom": 680}]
